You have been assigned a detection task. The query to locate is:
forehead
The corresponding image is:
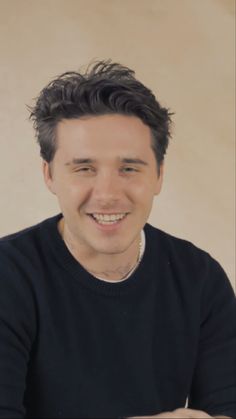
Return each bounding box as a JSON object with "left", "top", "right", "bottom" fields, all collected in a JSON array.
[{"left": 55, "top": 114, "right": 154, "bottom": 159}]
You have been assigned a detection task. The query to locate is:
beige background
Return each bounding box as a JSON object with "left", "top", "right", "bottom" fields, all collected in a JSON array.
[{"left": 0, "top": 0, "right": 235, "bottom": 289}]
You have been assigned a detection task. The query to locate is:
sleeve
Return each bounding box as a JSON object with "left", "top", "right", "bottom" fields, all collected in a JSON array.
[
  {"left": 188, "top": 256, "right": 236, "bottom": 418},
  {"left": 0, "top": 253, "right": 36, "bottom": 418}
]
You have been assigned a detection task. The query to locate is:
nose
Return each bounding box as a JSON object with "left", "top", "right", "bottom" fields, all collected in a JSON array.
[{"left": 92, "top": 171, "right": 122, "bottom": 205}]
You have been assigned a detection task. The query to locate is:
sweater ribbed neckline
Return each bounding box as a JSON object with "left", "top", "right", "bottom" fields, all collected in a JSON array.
[{"left": 41, "top": 213, "right": 157, "bottom": 296}]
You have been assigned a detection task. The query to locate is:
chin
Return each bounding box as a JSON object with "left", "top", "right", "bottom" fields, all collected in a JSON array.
[
  {"left": 97, "top": 247, "right": 123, "bottom": 255},
  {"left": 92, "top": 243, "right": 125, "bottom": 254}
]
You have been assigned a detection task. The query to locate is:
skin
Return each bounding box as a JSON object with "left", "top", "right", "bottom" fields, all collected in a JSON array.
[
  {"left": 43, "top": 114, "right": 231, "bottom": 418},
  {"left": 128, "top": 409, "right": 231, "bottom": 418},
  {"left": 43, "top": 114, "right": 163, "bottom": 280}
]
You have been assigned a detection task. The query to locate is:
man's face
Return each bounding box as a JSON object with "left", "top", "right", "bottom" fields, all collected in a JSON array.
[{"left": 43, "top": 114, "right": 163, "bottom": 257}]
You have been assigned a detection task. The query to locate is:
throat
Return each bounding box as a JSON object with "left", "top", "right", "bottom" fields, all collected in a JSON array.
[
  {"left": 85, "top": 262, "right": 136, "bottom": 281},
  {"left": 82, "top": 240, "right": 143, "bottom": 281},
  {"left": 57, "top": 217, "right": 143, "bottom": 281}
]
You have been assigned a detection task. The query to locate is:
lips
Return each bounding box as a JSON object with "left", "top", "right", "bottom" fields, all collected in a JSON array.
[
  {"left": 89, "top": 213, "right": 128, "bottom": 222},
  {"left": 87, "top": 212, "right": 129, "bottom": 230},
  {"left": 89, "top": 212, "right": 127, "bottom": 225}
]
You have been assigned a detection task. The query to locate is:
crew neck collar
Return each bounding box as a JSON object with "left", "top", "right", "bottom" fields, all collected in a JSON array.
[{"left": 42, "top": 213, "right": 158, "bottom": 296}]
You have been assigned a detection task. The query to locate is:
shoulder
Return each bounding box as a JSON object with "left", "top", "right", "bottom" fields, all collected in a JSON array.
[
  {"left": 145, "top": 222, "right": 211, "bottom": 265},
  {"left": 0, "top": 214, "right": 62, "bottom": 284},
  {"left": 0, "top": 214, "right": 61, "bottom": 256},
  {"left": 0, "top": 219, "right": 55, "bottom": 348},
  {"left": 0, "top": 214, "right": 61, "bottom": 313},
  {"left": 144, "top": 223, "right": 235, "bottom": 298}
]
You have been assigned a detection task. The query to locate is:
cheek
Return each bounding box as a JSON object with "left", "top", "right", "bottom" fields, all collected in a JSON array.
[
  {"left": 54, "top": 180, "right": 84, "bottom": 209},
  {"left": 131, "top": 178, "right": 156, "bottom": 197},
  {"left": 128, "top": 184, "right": 155, "bottom": 213}
]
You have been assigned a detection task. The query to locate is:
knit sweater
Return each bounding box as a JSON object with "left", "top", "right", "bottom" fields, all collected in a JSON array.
[{"left": 0, "top": 214, "right": 235, "bottom": 418}]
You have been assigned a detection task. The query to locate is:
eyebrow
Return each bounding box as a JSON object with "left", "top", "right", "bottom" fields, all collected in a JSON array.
[
  {"left": 121, "top": 158, "right": 148, "bottom": 166},
  {"left": 65, "top": 158, "right": 94, "bottom": 166},
  {"left": 65, "top": 158, "right": 148, "bottom": 166}
]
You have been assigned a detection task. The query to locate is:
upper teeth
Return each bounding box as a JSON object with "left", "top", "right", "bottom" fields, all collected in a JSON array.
[{"left": 92, "top": 213, "right": 127, "bottom": 221}]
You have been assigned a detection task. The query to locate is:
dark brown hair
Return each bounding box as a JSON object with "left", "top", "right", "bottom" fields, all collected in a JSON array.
[{"left": 29, "top": 60, "right": 173, "bottom": 171}]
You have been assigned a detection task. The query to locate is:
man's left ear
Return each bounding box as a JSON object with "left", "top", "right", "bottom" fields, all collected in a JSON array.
[{"left": 155, "top": 163, "right": 164, "bottom": 195}]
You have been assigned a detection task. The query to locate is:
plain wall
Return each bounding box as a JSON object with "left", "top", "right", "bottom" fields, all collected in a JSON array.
[{"left": 0, "top": 0, "right": 235, "bottom": 289}]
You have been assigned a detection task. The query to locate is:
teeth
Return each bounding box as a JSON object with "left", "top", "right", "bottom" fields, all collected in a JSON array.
[{"left": 91, "top": 213, "right": 127, "bottom": 223}]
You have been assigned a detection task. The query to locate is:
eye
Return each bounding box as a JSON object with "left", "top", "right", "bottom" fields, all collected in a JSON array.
[
  {"left": 75, "top": 166, "right": 95, "bottom": 174},
  {"left": 121, "top": 167, "right": 138, "bottom": 173}
]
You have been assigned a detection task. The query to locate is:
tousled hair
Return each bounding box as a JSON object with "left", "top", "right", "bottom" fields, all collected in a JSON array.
[{"left": 29, "top": 60, "right": 173, "bottom": 171}]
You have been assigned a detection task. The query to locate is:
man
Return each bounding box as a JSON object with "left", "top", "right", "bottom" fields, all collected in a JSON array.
[{"left": 0, "top": 60, "right": 235, "bottom": 419}]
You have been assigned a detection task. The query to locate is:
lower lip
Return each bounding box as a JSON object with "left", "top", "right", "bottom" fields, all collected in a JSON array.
[{"left": 88, "top": 214, "right": 128, "bottom": 232}]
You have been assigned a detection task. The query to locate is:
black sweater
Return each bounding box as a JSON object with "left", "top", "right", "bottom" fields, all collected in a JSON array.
[{"left": 0, "top": 214, "right": 235, "bottom": 418}]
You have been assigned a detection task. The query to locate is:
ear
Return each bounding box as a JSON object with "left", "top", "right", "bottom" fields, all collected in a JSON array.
[
  {"left": 154, "top": 163, "right": 164, "bottom": 196},
  {"left": 42, "top": 161, "right": 56, "bottom": 195}
]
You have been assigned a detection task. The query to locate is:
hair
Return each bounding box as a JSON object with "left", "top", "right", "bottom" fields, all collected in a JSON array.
[{"left": 29, "top": 59, "right": 173, "bottom": 172}]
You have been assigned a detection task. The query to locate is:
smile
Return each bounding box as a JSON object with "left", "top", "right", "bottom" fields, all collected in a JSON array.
[{"left": 88, "top": 213, "right": 128, "bottom": 226}]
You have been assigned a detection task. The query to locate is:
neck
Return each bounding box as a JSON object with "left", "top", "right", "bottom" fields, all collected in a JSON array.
[{"left": 58, "top": 218, "right": 142, "bottom": 281}]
